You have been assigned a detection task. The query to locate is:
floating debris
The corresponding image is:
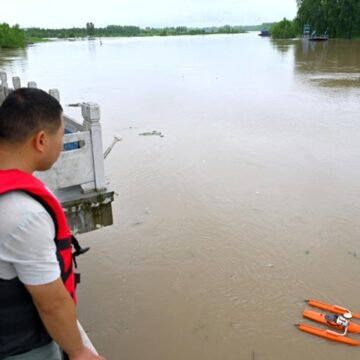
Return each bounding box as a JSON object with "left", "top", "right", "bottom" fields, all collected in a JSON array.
[
  {"left": 139, "top": 130, "right": 164, "bottom": 137},
  {"left": 348, "top": 251, "right": 358, "bottom": 258},
  {"left": 305, "top": 250, "right": 310, "bottom": 255},
  {"left": 67, "top": 103, "right": 82, "bottom": 107}
]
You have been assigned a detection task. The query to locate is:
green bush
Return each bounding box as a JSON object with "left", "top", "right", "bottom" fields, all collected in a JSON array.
[
  {"left": 0, "top": 23, "right": 26, "bottom": 48},
  {"left": 270, "top": 18, "right": 298, "bottom": 39}
]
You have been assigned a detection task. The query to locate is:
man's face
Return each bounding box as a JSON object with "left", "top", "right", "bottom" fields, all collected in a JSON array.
[{"left": 37, "top": 116, "right": 65, "bottom": 171}]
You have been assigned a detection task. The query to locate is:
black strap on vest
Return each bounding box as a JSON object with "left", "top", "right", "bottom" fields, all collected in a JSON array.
[
  {"left": 57, "top": 238, "right": 71, "bottom": 251},
  {"left": 70, "top": 235, "right": 90, "bottom": 287},
  {"left": 71, "top": 235, "right": 90, "bottom": 269},
  {"left": 71, "top": 235, "right": 90, "bottom": 258}
]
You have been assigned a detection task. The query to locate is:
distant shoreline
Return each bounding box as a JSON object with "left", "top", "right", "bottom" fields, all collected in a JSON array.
[
  {"left": 25, "top": 25, "right": 250, "bottom": 41},
  {"left": 34, "top": 31, "right": 250, "bottom": 41},
  {"left": 1, "top": 22, "right": 276, "bottom": 49}
]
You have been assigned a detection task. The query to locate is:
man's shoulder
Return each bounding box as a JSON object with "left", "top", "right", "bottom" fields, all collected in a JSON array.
[
  {"left": 0, "top": 191, "right": 59, "bottom": 286},
  {"left": 0, "top": 191, "right": 53, "bottom": 236},
  {"left": 0, "top": 190, "right": 49, "bottom": 215}
]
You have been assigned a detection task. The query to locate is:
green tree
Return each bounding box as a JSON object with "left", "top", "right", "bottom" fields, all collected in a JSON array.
[
  {"left": 270, "top": 18, "right": 297, "bottom": 39},
  {"left": 296, "top": 0, "right": 360, "bottom": 38},
  {"left": 86, "top": 22, "right": 95, "bottom": 36},
  {"left": 0, "top": 23, "right": 26, "bottom": 48}
]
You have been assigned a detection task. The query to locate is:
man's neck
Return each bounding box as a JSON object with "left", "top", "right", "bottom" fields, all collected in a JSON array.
[{"left": 0, "top": 145, "right": 35, "bottom": 173}]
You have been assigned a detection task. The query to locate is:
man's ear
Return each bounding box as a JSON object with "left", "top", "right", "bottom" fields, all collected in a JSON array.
[{"left": 33, "top": 130, "right": 46, "bottom": 152}]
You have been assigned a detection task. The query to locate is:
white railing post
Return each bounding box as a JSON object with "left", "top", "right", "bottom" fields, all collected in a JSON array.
[
  {"left": 0, "top": 71, "right": 8, "bottom": 88},
  {"left": 81, "top": 102, "right": 106, "bottom": 191},
  {"left": 12, "top": 77, "right": 21, "bottom": 89},
  {"left": 0, "top": 86, "right": 5, "bottom": 105},
  {"left": 0, "top": 71, "right": 8, "bottom": 104},
  {"left": 28, "top": 81, "right": 37, "bottom": 88},
  {"left": 49, "top": 89, "right": 61, "bottom": 103}
]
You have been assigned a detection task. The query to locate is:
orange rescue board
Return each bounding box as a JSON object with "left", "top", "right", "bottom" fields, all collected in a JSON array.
[
  {"left": 303, "top": 309, "right": 360, "bottom": 334},
  {"left": 307, "top": 299, "right": 360, "bottom": 320},
  {"left": 298, "top": 323, "right": 360, "bottom": 346}
]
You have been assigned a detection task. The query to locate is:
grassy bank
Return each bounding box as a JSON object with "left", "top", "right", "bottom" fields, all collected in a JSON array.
[{"left": 27, "top": 37, "right": 51, "bottom": 44}]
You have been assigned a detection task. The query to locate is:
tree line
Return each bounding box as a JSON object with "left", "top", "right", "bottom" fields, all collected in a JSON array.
[
  {"left": 271, "top": 0, "right": 360, "bottom": 39},
  {"left": 3, "top": 0, "right": 359, "bottom": 47},
  {"left": 296, "top": 0, "right": 360, "bottom": 38},
  {"left": 24, "top": 24, "right": 245, "bottom": 39}
]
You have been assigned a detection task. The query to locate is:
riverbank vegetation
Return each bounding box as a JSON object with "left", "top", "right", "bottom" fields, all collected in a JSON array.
[
  {"left": 242, "top": 23, "right": 276, "bottom": 31},
  {"left": 0, "top": 23, "right": 26, "bottom": 48},
  {"left": 271, "top": 0, "right": 360, "bottom": 39},
  {"left": 296, "top": 0, "right": 360, "bottom": 39},
  {"left": 28, "top": 37, "right": 51, "bottom": 44},
  {"left": 270, "top": 18, "right": 297, "bottom": 39},
  {"left": 24, "top": 25, "right": 246, "bottom": 39}
]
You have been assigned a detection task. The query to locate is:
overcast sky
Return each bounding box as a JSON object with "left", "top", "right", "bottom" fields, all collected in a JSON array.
[{"left": 1, "top": 0, "right": 297, "bottom": 28}]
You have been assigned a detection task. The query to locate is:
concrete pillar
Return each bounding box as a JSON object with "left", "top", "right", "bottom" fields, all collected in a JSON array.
[
  {"left": 0, "top": 71, "right": 8, "bottom": 88},
  {"left": 49, "top": 89, "right": 61, "bottom": 103},
  {"left": 4, "top": 88, "right": 13, "bottom": 98},
  {"left": 0, "top": 87, "right": 5, "bottom": 105},
  {"left": 28, "top": 81, "right": 37, "bottom": 88},
  {"left": 0, "top": 72, "right": 7, "bottom": 105},
  {"left": 12, "top": 77, "right": 21, "bottom": 89},
  {"left": 81, "top": 102, "right": 106, "bottom": 191}
]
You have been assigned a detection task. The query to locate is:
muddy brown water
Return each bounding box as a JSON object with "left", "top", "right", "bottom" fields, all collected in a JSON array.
[{"left": 1, "top": 32, "right": 360, "bottom": 359}]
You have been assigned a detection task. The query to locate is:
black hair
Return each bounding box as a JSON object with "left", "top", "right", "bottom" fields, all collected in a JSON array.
[{"left": 0, "top": 88, "right": 63, "bottom": 144}]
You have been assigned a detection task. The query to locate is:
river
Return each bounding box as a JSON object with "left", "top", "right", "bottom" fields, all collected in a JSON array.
[{"left": 1, "top": 32, "right": 360, "bottom": 359}]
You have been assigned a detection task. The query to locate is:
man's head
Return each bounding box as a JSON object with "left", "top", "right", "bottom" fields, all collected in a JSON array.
[{"left": 0, "top": 88, "right": 64, "bottom": 172}]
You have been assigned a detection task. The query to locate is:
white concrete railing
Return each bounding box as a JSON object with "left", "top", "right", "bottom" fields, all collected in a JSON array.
[
  {"left": 38, "top": 102, "right": 107, "bottom": 193},
  {"left": 0, "top": 71, "right": 107, "bottom": 194},
  {"left": 78, "top": 321, "right": 98, "bottom": 355},
  {"left": 41, "top": 130, "right": 94, "bottom": 189}
]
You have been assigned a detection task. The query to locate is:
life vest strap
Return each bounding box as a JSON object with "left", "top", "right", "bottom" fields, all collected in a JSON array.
[
  {"left": 61, "top": 262, "right": 73, "bottom": 284},
  {"left": 56, "top": 237, "right": 71, "bottom": 251},
  {"left": 75, "top": 273, "right": 81, "bottom": 285},
  {"left": 71, "top": 235, "right": 90, "bottom": 270}
]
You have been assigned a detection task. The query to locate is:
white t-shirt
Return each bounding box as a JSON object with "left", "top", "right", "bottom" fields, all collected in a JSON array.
[{"left": 0, "top": 191, "right": 60, "bottom": 285}]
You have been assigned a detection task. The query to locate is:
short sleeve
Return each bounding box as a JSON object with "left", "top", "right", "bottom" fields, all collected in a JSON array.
[{"left": 1, "top": 210, "right": 61, "bottom": 285}]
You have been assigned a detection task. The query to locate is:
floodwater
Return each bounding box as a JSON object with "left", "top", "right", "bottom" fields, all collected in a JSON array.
[{"left": 1, "top": 32, "right": 360, "bottom": 359}]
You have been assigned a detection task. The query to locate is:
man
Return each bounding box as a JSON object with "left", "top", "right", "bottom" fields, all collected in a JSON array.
[{"left": 0, "top": 88, "right": 106, "bottom": 360}]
